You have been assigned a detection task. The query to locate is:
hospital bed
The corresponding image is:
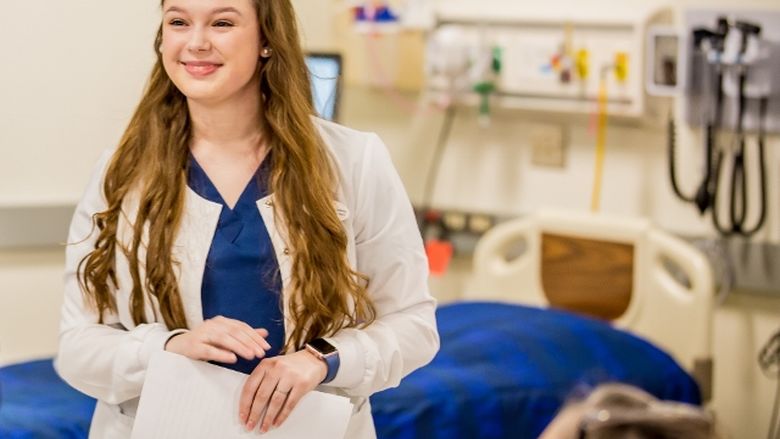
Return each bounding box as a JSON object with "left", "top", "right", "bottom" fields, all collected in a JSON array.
[
  {"left": 371, "top": 209, "right": 714, "bottom": 438},
  {"left": 465, "top": 209, "right": 714, "bottom": 387},
  {"left": 0, "top": 210, "right": 712, "bottom": 438}
]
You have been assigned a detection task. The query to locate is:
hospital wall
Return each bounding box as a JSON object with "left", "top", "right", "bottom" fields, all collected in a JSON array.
[{"left": 0, "top": 1, "right": 778, "bottom": 438}]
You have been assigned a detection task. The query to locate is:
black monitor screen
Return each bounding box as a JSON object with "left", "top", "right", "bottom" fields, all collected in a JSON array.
[{"left": 305, "top": 53, "right": 342, "bottom": 122}]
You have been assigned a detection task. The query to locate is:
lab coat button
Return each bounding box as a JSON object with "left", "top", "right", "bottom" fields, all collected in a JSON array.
[{"left": 283, "top": 248, "right": 290, "bottom": 255}]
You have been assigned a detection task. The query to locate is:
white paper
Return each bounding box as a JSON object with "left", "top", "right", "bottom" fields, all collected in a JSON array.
[{"left": 131, "top": 351, "right": 353, "bottom": 439}]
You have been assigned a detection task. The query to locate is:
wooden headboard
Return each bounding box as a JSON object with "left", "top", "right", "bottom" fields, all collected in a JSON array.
[{"left": 541, "top": 233, "right": 633, "bottom": 321}]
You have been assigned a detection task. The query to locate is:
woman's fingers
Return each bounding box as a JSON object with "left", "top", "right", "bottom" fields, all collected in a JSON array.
[
  {"left": 260, "top": 385, "right": 292, "bottom": 433},
  {"left": 224, "top": 319, "right": 271, "bottom": 355},
  {"left": 204, "top": 328, "right": 256, "bottom": 361},
  {"left": 205, "top": 317, "right": 270, "bottom": 360},
  {"left": 255, "top": 328, "right": 269, "bottom": 338},
  {"left": 165, "top": 316, "right": 273, "bottom": 363},
  {"left": 239, "top": 366, "right": 266, "bottom": 425},
  {"left": 225, "top": 331, "right": 263, "bottom": 360},
  {"left": 246, "top": 372, "right": 277, "bottom": 431},
  {"left": 238, "top": 352, "right": 323, "bottom": 432},
  {"left": 199, "top": 344, "right": 238, "bottom": 364},
  {"left": 165, "top": 331, "right": 236, "bottom": 363},
  {"left": 271, "top": 386, "right": 304, "bottom": 429}
]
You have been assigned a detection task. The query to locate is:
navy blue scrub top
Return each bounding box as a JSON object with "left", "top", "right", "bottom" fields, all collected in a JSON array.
[{"left": 187, "top": 153, "right": 285, "bottom": 375}]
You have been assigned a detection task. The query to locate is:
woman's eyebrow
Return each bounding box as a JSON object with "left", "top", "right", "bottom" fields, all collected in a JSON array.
[
  {"left": 164, "top": 6, "right": 186, "bottom": 14},
  {"left": 212, "top": 7, "right": 242, "bottom": 15},
  {"left": 164, "top": 6, "right": 242, "bottom": 15}
]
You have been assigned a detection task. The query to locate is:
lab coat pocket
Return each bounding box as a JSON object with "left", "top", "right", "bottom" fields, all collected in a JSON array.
[
  {"left": 113, "top": 403, "right": 136, "bottom": 428},
  {"left": 89, "top": 401, "right": 135, "bottom": 439}
]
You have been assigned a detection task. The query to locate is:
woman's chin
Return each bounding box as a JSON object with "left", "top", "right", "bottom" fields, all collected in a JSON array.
[{"left": 179, "top": 87, "right": 226, "bottom": 104}]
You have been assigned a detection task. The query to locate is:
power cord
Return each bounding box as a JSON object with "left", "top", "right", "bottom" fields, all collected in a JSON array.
[
  {"left": 668, "top": 111, "right": 697, "bottom": 203},
  {"left": 759, "top": 327, "right": 780, "bottom": 439},
  {"left": 421, "top": 104, "right": 457, "bottom": 211}
]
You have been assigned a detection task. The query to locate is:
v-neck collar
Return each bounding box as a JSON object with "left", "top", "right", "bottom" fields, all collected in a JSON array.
[{"left": 187, "top": 152, "right": 271, "bottom": 211}]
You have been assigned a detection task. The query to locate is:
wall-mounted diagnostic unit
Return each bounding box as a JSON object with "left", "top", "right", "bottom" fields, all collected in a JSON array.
[
  {"left": 681, "top": 10, "right": 780, "bottom": 134},
  {"left": 670, "top": 10, "right": 780, "bottom": 237},
  {"left": 424, "top": 0, "right": 671, "bottom": 118}
]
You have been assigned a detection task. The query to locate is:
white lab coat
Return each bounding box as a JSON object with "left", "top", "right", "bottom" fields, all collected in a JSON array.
[{"left": 55, "top": 118, "right": 440, "bottom": 439}]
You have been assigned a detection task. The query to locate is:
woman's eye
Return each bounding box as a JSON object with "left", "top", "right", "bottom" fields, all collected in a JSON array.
[
  {"left": 213, "top": 21, "right": 234, "bottom": 27},
  {"left": 169, "top": 19, "right": 187, "bottom": 26}
]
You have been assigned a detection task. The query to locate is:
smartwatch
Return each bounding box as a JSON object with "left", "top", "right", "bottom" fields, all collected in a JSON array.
[{"left": 304, "top": 338, "right": 340, "bottom": 384}]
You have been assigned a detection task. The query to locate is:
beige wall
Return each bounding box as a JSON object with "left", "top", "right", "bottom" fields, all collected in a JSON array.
[
  {"left": 1, "top": 1, "right": 779, "bottom": 438},
  {"left": 0, "top": 2, "right": 159, "bottom": 206},
  {"left": 0, "top": 250, "right": 63, "bottom": 364}
]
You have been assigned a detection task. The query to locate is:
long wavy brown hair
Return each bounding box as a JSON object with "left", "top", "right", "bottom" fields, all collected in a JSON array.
[{"left": 77, "top": 0, "right": 376, "bottom": 352}]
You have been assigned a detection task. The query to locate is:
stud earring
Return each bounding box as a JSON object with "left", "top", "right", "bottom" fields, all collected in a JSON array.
[{"left": 260, "top": 47, "right": 273, "bottom": 58}]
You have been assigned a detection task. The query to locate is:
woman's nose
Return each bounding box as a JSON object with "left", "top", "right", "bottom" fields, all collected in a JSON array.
[{"left": 187, "top": 28, "right": 212, "bottom": 52}]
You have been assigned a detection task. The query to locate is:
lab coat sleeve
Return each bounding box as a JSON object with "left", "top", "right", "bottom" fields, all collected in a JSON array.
[
  {"left": 324, "top": 133, "right": 440, "bottom": 397},
  {"left": 54, "top": 150, "right": 186, "bottom": 405}
]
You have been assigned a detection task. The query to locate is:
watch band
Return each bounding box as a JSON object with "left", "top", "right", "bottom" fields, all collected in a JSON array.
[{"left": 305, "top": 339, "right": 340, "bottom": 384}]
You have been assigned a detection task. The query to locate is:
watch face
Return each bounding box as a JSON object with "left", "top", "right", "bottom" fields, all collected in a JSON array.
[{"left": 308, "top": 338, "right": 337, "bottom": 355}]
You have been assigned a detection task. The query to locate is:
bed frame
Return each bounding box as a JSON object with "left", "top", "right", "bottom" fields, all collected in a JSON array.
[{"left": 463, "top": 209, "right": 714, "bottom": 400}]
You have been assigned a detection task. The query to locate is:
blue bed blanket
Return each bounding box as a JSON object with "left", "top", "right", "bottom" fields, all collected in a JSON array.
[
  {"left": 0, "top": 359, "right": 94, "bottom": 438},
  {"left": 0, "top": 302, "right": 699, "bottom": 439},
  {"left": 370, "top": 302, "right": 700, "bottom": 439}
]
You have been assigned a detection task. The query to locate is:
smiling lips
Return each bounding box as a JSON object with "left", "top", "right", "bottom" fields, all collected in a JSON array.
[{"left": 181, "top": 61, "right": 222, "bottom": 77}]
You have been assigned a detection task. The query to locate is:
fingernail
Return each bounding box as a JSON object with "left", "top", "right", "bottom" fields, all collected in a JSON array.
[{"left": 245, "top": 422, "right": 253, "bottom": 431}]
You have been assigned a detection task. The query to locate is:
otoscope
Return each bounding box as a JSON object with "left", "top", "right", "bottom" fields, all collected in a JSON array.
[
  {"left": 669, "top": 19, "right": 728, "bottom": 212},
  {"left": 695, "top": 18, "right": 729, "bottom": 214},
  {"left": 712, "top": 19, "right": 767, "bottom": 236}
]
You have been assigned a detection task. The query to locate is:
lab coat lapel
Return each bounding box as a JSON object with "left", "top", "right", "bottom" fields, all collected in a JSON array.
[
  {"left": 255, "top": 194, "right": 355, "bottom": 345},
  {"left": 256, "top": 194, "right": 294, "bottom": 341},
  {"left": 173, "top": 187, "right": 222, "bottom": 328}
]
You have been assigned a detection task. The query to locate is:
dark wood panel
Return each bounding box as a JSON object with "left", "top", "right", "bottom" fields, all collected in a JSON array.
[{"left": 541, "top": 233, "right": 634, "bottom": 320}]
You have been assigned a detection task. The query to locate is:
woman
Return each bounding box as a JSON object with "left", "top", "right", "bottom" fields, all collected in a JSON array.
[{"left": 54, "top": 0, "right": 439, "bottom": 437}]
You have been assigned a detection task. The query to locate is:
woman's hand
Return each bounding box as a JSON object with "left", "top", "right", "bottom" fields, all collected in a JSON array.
[
  {"left": 164, "top": 315, "right": 271, "bottom": 363},
  {"left": 239, "top": 349, "right": 328, "bottom": 433}
]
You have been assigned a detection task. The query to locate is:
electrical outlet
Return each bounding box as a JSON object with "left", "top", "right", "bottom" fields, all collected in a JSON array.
[
  {"left": 530, "top": 123, "right": 566, "bottom": 168},
  {"left": 468, "top": 214, "right": 494, "bottom": 234},
  {"left": 443, "top": 212, "right": 468, "bottom": 232}
]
